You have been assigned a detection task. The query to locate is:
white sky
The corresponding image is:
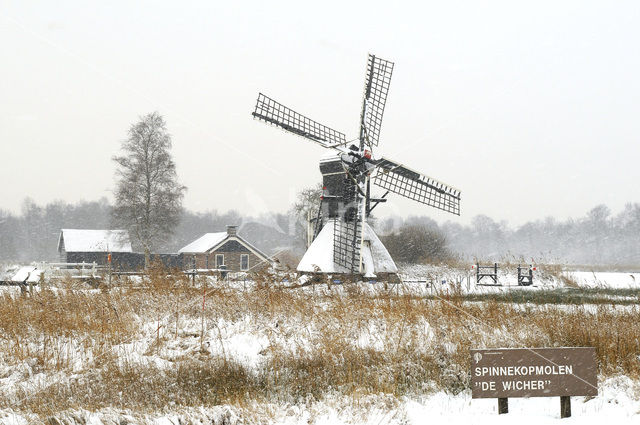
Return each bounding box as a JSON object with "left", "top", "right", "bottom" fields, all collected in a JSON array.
[{"left": 1, "top": 0, "right": 639, "bottom": 226}]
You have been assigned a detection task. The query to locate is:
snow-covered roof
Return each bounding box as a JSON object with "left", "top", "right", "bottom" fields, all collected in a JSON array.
[
  {"left": 178, "top": 232, "right": 227, "bottom": 253},
  {"left": 320, "top": 151, "right": 341, "bottom": 161},
  {"left": 58, "top": 229, "right": 132, "bottom": 253}
]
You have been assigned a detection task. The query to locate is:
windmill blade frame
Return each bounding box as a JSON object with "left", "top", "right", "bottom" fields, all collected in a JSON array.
[
  {"left": 373, "top": 157, "right": 461, "bottom": 216},
  {"left": 251, "top": 53, "right": 463, "bottom": 276},
  {"left": 359, "top": 55, "right": 394, "bottom": 150},
  {"left": 333, "top": 213, "right": 363, "bottom": 273},
  {"left": 252, "top": 93, "right": 347, "bottom": 148}
]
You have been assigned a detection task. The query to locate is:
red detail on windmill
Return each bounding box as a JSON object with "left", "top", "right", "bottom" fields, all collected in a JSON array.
[{"left": 364, "top": 150, "right": 372, "bottom": 159}]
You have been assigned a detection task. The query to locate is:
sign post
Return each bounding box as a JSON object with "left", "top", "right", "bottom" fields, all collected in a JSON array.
[
  {"left": 498, "top": 397, "right": 508, "bottom": 414},
  {"left": 471, "top": 347, "right": 597, "bottom": 418},
  {"left": 561, "top": 395, "right": 571, "bottom": 418}
]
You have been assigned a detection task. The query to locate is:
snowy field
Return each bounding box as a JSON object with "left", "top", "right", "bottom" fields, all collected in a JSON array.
[
  {"left": 1, "top": 378, "right": 639, "bottom": 425},
  {"left": 399, "top": 264, "right": 640, "bottom": 292},
  {"left": 565, "top": 271, "right": 640, "bottom": 289},
  {"left": 0, "top": 264, "right": 638, "bottom": 424},
  {"left": 4, "top": 262, "right": 640, "bottom": 292}
]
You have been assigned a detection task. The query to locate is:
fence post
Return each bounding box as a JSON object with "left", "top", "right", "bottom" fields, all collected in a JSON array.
[
  {"left": 529, "top": 265, "right": 533, "bottom": 283},
  {"left": 200, "top": 281, "right": 206, "bottom": 351},
  {"left": 175, "top": 308, "right": 179, "bottom": 339},
  {"left": 192, "top": 255, "right": 196, "bottom": 285}
]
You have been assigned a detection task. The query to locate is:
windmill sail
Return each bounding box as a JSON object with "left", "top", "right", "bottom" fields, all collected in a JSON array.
[
  {"left": 359, "top": 55, "right": 394, "bottom": 149},
  {"left": 333, "top": 206, "right": 363, "bottom": 273},
  {"left": 252, "top": 53, "right": 462, "bottom": 276},
  {"left": 252, "top": 93, "right": 346, "bottom": 148},
  {"left": 373, "top": 157, "right": 461, "bottom": 215}
]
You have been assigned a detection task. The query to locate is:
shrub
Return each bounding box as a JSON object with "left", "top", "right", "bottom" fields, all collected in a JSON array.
[{"left": 382, "top": 224, "right": 454, "bottom": 264}]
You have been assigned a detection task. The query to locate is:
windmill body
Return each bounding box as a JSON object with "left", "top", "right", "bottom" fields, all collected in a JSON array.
[
  {"left": 297, "top": 218, "right": 397, "bottom": 277},
  {"left": 252, "top": 54, "right": 461, "bottom": 277},
  {"left": 297, "top": 151, "right": 398, "bottom": 277}
]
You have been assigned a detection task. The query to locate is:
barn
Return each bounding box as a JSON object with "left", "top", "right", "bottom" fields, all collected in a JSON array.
[
  {"left": 57, "top": 229, "right": 135, "bottom": 268},
  {"left": 179, "top": 225, "right": 273, "bottom": 273}
]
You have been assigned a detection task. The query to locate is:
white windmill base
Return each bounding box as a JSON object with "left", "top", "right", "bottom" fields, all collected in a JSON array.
[{"left": 297, "top": 219, "right": 398, "bottom": 278}]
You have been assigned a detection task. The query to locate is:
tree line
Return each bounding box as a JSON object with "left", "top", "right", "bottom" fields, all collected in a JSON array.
[
  {"left": 0, "top": 198, "right": 292, "bottom": 263},
  {"left": 2, "top": 198, "right": 639, "bottom": 267},
  {"left": 378, "top": 203, "right": 640, "bottom": 267},
  {"left": 2, "top": 112, "right": 638, "bottom": 267}
]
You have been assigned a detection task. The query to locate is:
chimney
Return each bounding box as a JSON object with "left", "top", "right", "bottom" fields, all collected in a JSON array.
[{"left": 226, "top": 225, "right": 238, "bottom": 236}]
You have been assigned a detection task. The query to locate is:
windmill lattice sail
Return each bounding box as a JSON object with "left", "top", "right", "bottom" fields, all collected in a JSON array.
[
  {"left": 374, "top": 157, "right": 461, "bottom": 216},
  {"left": 333, "top": 217, "right": 363, "bottom": 273},
  {"left": 359, "top": 55, "right": 394, "bottom": 149},
  {"left": 252, "top": 54, "right": 462, "bottom": 276},
  {"left": 252, "top": 93, "right": 346, "bottom": 148}
]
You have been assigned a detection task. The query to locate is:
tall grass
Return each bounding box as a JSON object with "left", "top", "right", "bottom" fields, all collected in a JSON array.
[{"left": 0, "top": 270, "right": 638, "bottom": 419}]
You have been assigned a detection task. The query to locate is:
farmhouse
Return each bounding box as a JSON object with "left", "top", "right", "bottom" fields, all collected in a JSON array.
[
  {"left": 57, "top": 229, "right": 134, "bottom": 268},
  {"left": 179, "top": 225, "right": 272, "bottom": 273}
]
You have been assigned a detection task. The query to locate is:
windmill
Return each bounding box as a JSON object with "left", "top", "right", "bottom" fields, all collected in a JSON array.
[{"left": 252, "top": 54, "right": 461, "bottom": 277}]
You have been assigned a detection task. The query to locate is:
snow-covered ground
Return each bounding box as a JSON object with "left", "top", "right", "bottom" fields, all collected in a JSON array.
[
  {"left": 4, "top": 262, "right": 640, "bottom": 291},
  {"left": 0, "top": 263, "right": 638, "bottom": 424},
  {"left": 399, "top": 264, "right": 640, "bottom": 292},
  {"left": 565, "top": 271, "right": 640, "bottom": 289},
  {"left": 0, "top": 376, "right": 638, "bottom": 424},
  {"left": 397, "top": 263, "right": 559, "bottom": 294}
]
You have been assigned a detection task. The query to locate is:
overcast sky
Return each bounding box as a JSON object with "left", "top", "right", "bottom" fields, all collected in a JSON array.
[{"left": 1, "top": 1, "right": 639, "bottom": 226}]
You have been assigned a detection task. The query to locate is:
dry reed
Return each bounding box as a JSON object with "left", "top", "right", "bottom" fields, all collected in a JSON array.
[{"left": 0, "top": 269, "right": 637, "bottom": 419}]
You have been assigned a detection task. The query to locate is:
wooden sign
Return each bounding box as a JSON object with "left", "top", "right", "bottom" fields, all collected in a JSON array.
[{"left": 471, "top": 347, "right": 597, "bottom": 399}]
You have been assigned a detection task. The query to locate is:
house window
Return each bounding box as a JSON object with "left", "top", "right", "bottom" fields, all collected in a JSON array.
[
  {"left": 216, "top": 254, "right": 224, "bottom": 268},
  {"left": 241, "top": 254, "right": 249, "bottom": 271}
]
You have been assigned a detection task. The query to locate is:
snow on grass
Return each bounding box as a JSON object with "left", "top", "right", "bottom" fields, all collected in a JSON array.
[
  {"left": 566, "top": 271, "right": 640, "bottom": 288},
  {"left": 0, "top": 266, "right": 638, "bottom": 423},
  {"left": 403, "top": 377, "right": 640, "bottom": 424},
  {"left": 398, "top": 263, "right": 561, "bottom": 294},
  {"left": 0, "top": 379, "right": 638, "bottom": 424}
]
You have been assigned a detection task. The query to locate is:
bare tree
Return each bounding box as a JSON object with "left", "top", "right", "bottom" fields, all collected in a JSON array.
[
  {"left": 112, "top": 112, "right": 186, "bottom": 264},
  {"left": 290, "top": 183, "right": 322, "bottom": 251},
  {"left": 292, "top": 183, "right": 322, "bottom": 224}
]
